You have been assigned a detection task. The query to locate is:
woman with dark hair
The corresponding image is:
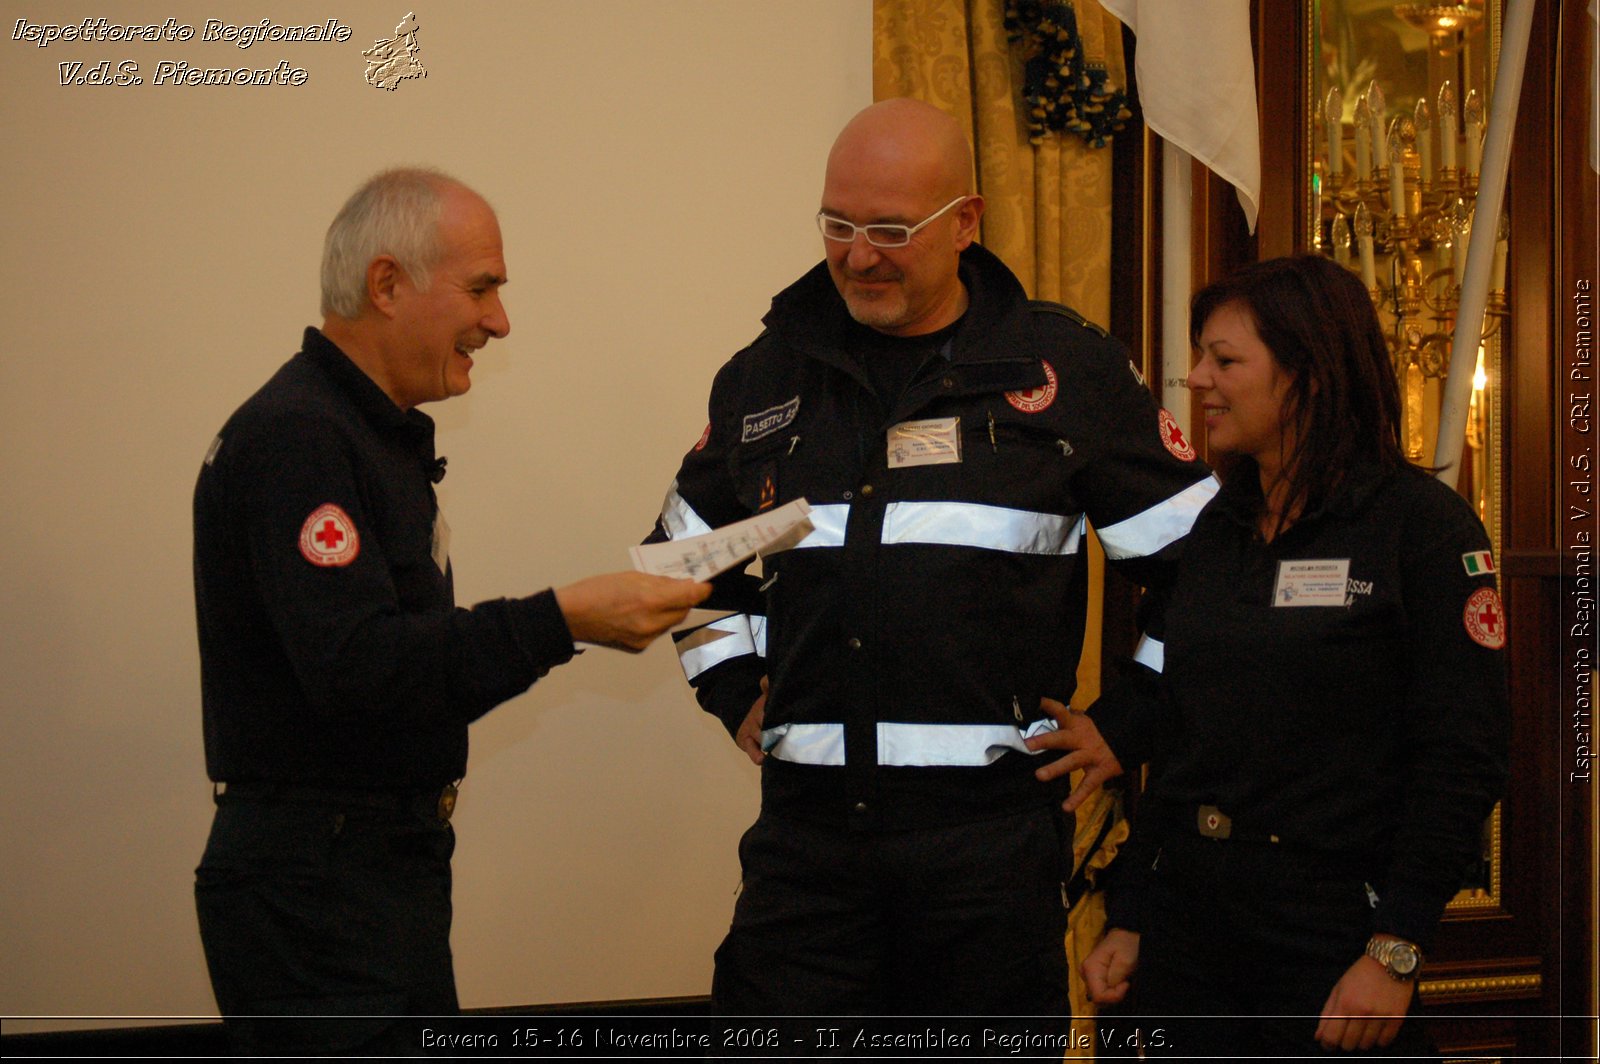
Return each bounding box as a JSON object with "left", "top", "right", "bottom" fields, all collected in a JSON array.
[{"left": 1045, "top": 256, "right": 1507, "bottom": 1056}]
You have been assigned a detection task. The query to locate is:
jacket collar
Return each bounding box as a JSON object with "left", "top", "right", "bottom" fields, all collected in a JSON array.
[
  {"left": 761, "top": 243, "right": 1037, "bottom": 369},
  {"left": 299, "top": 327, "right": 438, "bottom": 449},
  {"left": 1213, "top": 457, "right": 1398, "bottom": 533}
]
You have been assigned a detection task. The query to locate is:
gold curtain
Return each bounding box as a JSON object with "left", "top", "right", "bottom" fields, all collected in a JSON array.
[{"left": 873, "top": 1, "right": 1129, "bottom": 1051}]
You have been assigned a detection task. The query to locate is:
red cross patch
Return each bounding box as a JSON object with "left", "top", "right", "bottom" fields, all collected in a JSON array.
[
  {"left": 1158, "top": 408, "right": 1197, "bottom": 462},
  {"left": 1463, "top": 587, "right": 1506, "bottom": 649},
  {"left": 299, "top": 503, "right": 360, "bottom": 567},
  {"left": 693, "top": 423, "right": 711, "bottom": 452},
  {"left": 1006, "top": 361, "right": 1058, "bottom": 414}
]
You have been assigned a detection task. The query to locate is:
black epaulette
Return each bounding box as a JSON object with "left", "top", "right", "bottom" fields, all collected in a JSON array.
[{"left": 1029, "top": 300, "right": 1109, "bottom": 338}]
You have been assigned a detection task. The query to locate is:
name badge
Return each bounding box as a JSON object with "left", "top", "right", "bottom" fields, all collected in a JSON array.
[
  {"left": 887, "top": 417, "right": 962, "bottom": 468},
  {"left": 431, "top": 509, "right": 452, "bottom": 576},
  {"left": 1273, "top": 559, "right": 1350, "bottom": 606}
]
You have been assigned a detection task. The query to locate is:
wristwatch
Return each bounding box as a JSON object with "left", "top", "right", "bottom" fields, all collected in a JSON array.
[{"left": 1365, "top": 935, "right": 1423, "bottom": 981}]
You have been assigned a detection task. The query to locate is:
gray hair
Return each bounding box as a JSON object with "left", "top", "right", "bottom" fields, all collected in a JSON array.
[{"left": 320, "top": 168, "right": 457, "bottom": 319}]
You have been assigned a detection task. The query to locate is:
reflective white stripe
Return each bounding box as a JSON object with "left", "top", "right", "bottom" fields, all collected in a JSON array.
[
  {"left": 676, "top": 615, "right": 758, "bottom": 680},
  {"left": 762, "top": 722, "right": 845, "bottom": 765},
  {"left": 787, "top": 504, "right": 850, "bottom": 550},
  {"left": 884, "top": 501, "right": 1084, "bottom": 556},
  {"left": 1132, "top": 634, "right": 1165, "bottom": 673},
  {"left": 659, "top": 482, "right": 714, "bottom": 539},
  {"left": 1096, "top": 476, "right": 1220, "bottom": 560},
  {"left": 768, "top": 501, "right": 1086, "bottom": 557},
  {"left": 878, "top": 719, "right": 1058, "bottom": 766},
  {"left": 763, "top": 718, "right": 1058, "bottom": 767}
]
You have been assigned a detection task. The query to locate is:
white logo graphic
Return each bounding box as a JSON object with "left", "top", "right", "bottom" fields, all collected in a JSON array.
[{"left": 364, "top": 12, "right": 426, "bottom": 91}]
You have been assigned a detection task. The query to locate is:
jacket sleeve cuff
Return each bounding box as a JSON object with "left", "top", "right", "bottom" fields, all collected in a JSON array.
[
  {"left": 511, "top": 589, "right": 578, "bottom": 673},
  {"left": 1100, "top": 848, "right": 1148, "bottom": 933},
  {"left": 1372, "top": 884, "right": 1452, "bottom": 952},
  {"left": 1088, "top": 660, "right": 1163, "bottom": 767},
  {"left": 695, "top": 658, "right": 767, "bottom": 738}
]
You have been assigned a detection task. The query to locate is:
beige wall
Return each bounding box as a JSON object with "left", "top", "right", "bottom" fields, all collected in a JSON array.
[{"left": 0, "top": 1, "right": 870, "bottom": 1029}]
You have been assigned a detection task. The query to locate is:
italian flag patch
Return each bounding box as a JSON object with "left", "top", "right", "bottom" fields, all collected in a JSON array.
[{"left": 1461, "top": 550, "right": 1495, "bottom": 576}]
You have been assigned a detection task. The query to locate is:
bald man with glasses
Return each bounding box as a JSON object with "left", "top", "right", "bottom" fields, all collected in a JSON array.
[{"left": 645, "top": 99, "right": 1216, "bottom": 1029}]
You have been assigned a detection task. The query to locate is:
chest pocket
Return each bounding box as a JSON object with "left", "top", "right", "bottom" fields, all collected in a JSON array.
[{"left": 950, "top": 415, "right": 1084, "bottom": 511}]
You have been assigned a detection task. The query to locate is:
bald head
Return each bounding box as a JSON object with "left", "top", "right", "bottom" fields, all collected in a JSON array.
[
  {"left": 819, "top": 99, "right": 983, "bottom": 337},
  {"left": 825, "top": 99, "right": 974, "bottom": 205}
]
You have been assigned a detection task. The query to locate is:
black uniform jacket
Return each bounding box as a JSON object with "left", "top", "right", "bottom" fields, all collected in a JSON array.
[
  {"left": 648, "top": 245, "right": 1218, "bottom": 827},
  {"left": 1100, "top": 462, "right": 1509, "bottom": 947},
  {"left": 193, "top": 328, "right": 575, "bottom": 790}
]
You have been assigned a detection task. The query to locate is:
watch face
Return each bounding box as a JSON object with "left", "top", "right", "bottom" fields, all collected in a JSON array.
[{"left": 1390, "top": 943, "right": 1421, "bottom": 975}]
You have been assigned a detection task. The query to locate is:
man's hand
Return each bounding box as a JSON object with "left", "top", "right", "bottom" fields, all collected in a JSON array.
[
  {"left": 1024, "top": 697, "right": 1125, "bottom": 811},
  {"left": 1083, "top": 928, "right": 1140, "bottom": 1005},
  {"left": 1313, "top": 951, "right": 1415, "bottom": 1051},
  {"left": 554, "top": 572, "right": 711, "bottom": 652},
  {"left": 735, "top": 678, "right": 768, "bottom": 765}
]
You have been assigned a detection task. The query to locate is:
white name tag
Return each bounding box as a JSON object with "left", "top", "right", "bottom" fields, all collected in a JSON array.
[
  {"left": 887, "top": 417, "right": 962, "bottom": 468},
  {"left": 431, "top": 509, "right": 451, "bottom": 576},
  {"left": 1273, "top": 558, "right": 1350, "bottom": 606}
]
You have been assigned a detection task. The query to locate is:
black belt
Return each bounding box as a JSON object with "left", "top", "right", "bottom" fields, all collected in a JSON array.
[{"left": 215, "top": 780, "right": 459, "bottom": 822}]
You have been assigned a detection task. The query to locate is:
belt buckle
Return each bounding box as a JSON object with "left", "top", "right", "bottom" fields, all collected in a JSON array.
[
  {"left": 1197, "top": 804, "right": 1232, "bottom": 839},
  {"left": 436, "top": 783, "right": 458, "bottom": 822}
]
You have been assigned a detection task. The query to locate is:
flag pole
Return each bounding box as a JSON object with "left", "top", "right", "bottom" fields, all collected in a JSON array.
[
  {"left": 1162, "top": 139, "right": 1194, "bottom": 431},
  {"left": 1434, "top": 0, "right": 1535, "bottom": 487}
]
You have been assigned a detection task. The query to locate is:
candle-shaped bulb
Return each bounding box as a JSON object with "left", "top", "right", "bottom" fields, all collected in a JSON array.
[
  {"left": 1437, "top": 81, "right": 1458, "bottom": 172},
  {"left": 1437, "top": 81, "right": 1457, "bottom": 122},
  {"left": 1451, "top": 200, "right": 1472, "bottom": 283},
  {"left": 1367, "top": 81, "right": 1388, "bottom": 171},
  {"left": 1331, "top": 213, "right": 1352, "bottom": 266},
  {"left": 1463, "top": 89, "right": 1484, "bottom": 176},
  {"left": 1413, "top": 98, "right": 1433, "bottom": 182},
  {"left": 1387, "top": 118, "right": 1408, "bottom": 217},
  {"left": 1353, "top": 94, "right": 1373, "bottom": 180},
  {"left": 1324, "top": 86, "right": 1344, "bottom": 125},
  {"left": 1324, "top": 87, "right": 1345, "bottom": 175},
  {"left": 1412, "top": 98, "right": 1432, "bottom": 133},
  {"left": 1355, "top": 202, "right": 1377, "bottom": 289}
]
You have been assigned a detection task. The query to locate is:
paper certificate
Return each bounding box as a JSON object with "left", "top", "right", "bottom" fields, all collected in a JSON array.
[{"left": 631, "top": 498, "right": 813, "bottom": 581}]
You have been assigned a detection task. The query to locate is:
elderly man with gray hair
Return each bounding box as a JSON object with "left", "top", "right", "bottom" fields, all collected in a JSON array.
[{"left": 192, "top": 169, "right": 708, "bottom": 1055}]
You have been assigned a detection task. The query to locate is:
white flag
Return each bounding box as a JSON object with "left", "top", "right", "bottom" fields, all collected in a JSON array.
[{"left": 1103, "top": 0, "right": 1261, "bottom": 232}]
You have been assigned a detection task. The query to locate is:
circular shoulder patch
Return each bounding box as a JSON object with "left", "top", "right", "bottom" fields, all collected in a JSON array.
[
  {"left": 693, "top": 423, "right": 712, "bottom": 452},
  {"left": 1006, "top": 361, "right": 1058, "bottom": 414},
  {"left": 1463, "top": 587, "right": 1506, "bottom": 649},
  {"left": 1158, "top": 408, "right": 1197, "bottom": 462},
  {"left": 299, "top": 503, "right": 360, "bottom": 567}
]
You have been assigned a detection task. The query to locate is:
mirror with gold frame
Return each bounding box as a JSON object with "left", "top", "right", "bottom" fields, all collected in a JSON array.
[{"left": 1305, "top": 0, "right": 1504, "bottom": 911}]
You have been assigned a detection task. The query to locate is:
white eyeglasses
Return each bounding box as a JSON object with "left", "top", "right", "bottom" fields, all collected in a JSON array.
[{"left": 815, "top": 196, "right": 969, "bottom": 248}]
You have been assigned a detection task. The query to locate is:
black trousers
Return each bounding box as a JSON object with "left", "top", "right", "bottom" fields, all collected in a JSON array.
[
  {"left": 1129, "top": 831, "right": 1434, "bottom": 1061},
  {"left": 194, "top": 788, "right": 458, "bottom": 1056},
  {"left": 712, "top": 803, "right": 1071, "bottom": 1034}
]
